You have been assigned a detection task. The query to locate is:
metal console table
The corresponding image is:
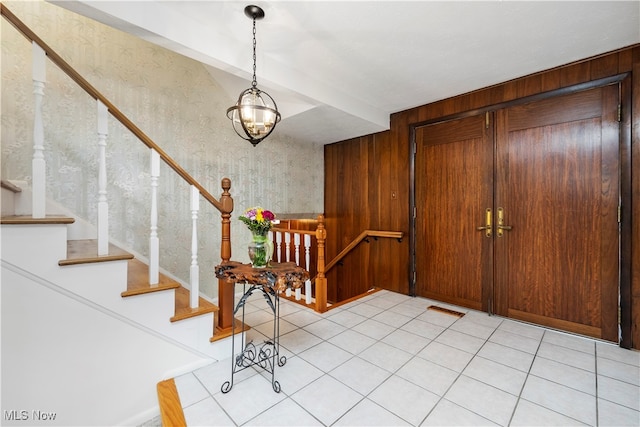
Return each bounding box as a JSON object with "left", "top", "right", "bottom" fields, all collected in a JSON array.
[{"left": 214, "top": 261, "right": 309, "bottom": 393}]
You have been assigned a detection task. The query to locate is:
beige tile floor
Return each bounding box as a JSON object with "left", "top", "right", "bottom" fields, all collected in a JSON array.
[{"left": 157, "top": 290, "right": 640, "bottom": 426}]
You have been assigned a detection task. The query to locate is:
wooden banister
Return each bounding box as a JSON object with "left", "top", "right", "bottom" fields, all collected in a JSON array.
[
  {"left": 4, "top": 3, "right": 238, "bottom": 335},
  {"left": 314, "top": 215, "right": 327, "bottom": 312},
  {"left": 270, "top": 218, "right": 402, "bottom": 313},
  {"left": 0, "top": 3, "right": 228, "bottom": 214},
  {"left": 324, "top": 230, "right": 403, "bottom": 273}
]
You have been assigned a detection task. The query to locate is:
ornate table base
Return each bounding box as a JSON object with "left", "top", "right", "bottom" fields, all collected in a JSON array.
[
  {"left": 221, "top": 283, "right": 286, "bottom": 393},
  {"left": 215, "top": 261, "right": 309, "bottom": 393}
]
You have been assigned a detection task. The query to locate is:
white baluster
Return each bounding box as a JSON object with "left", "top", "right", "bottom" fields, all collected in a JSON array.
[
  {"left": 190, "top": 185, "right": 200, "bottom": 309},
  {"left": 304, "top": 234, "right": 312, "bottom": 304},
  {"left": 294, "top": 233, "right": 301, "bottom": 266},
  {"left": 149, "top": 150, "right": 160, "bottom": 285},
  {"left": 275, "top": 231, "right": 282, "bottom": 263},
  {"left": 285, "top": 232, "right": 291, "bottom": 262},
  {"left": 294, "top": 232, "right": 301, "bottom": 300},
  {"left": 275, "top": 231, "right": 291, "bottom": 296},
  {"left": 31, "top": 43, "right": 46, "bottom": 219},
  {"left": 96, "top": 101, "right": 109, "bottom": 255}
]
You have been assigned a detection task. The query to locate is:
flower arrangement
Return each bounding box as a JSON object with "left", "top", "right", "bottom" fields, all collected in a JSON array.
[{"left": 239, "top": 206, "right": 276, "bottom": 236}]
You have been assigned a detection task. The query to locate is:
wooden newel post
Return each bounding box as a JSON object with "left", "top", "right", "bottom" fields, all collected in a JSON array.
[
  {"left": 315, "top": 214, "right": 328, "bottom": 312},
  {"left": 217, "top": 177, "right": 234, "bottom": 332}
]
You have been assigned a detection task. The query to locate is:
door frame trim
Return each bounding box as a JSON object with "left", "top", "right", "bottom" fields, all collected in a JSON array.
[{"left": 409, "top": 72, "right": 632, "bottom": 346}]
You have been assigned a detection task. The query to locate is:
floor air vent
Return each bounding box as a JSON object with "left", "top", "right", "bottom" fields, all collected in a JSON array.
[{"left": 427, "top": 305, "right": 465, "bottom": 318}]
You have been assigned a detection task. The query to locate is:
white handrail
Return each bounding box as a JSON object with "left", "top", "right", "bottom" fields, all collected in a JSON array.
[{"left": 31, "top": 42, "right": 46, "bottom": 219}]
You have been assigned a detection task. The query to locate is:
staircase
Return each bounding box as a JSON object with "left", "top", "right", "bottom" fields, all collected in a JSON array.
[
  {"left": 1, "top": 180, "right": 236, "bottom": 425},
  {"left": 1, "top": 180, "right": 233, "bottom": 358}
]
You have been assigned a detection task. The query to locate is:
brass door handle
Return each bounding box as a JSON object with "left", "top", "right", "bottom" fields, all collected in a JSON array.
[
  {"left": 477, "top": 208, "right": 492, "bottom": 237},
  {"left": 497, "top": 208, "right": 512, "bottom": 237}
]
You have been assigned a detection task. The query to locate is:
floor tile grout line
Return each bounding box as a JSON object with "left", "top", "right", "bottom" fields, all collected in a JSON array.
[
  {"left": 595, "top": 341, "right": 600, "bottom": 427},
  {"left": 176, "top": 293, "right": 639, "bottom": 427},
  {"left": 287, "top": 294, "right": 409, "bottom": 426},
  {"left": 190, "top": 371, "right": 241, "bottom": 426},
  {"left": 324, "top": 297, "right": 436, "bottom": 426},
  {"left": 506, "top": 327, "right": 546, "bottom": 426},
  {"left": 409, "top": 311, "right": 500, "bottom": 426}
]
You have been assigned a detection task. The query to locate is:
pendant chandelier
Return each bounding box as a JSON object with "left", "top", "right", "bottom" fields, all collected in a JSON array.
[{"left": 226, "top": 5, "right": 281, "bottom": 147}]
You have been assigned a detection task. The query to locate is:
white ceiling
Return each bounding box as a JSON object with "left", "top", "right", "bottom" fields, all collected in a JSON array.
[{"left": 52, "top": 1, "right": 640, "bottom": 145}]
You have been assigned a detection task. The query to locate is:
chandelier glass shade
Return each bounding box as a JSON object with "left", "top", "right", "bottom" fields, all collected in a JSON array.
[{"left": 226, "top": 5, "right": 281, "bottom": 147}]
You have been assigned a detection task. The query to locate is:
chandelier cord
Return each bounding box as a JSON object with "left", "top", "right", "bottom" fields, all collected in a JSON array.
[{"left": 251, "top": 17, "right": 257, "bottom": 89}]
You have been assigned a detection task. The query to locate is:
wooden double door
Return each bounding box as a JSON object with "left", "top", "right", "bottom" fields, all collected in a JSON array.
[{"left": 414, "top": 84, "right": 621, "bottom": 341}]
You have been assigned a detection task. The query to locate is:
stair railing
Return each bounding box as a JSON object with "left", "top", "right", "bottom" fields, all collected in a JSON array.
[
  {"left": 1, "top": 4, "right": 233, "bottom": 313},
  {"left": 324, "top": 230, "right": 404, "bottom": 273},
  {"left": 272, "top": 216, "right": 402, "bottom": 313},
  {"left": 270, "top": 214, "right": 328, "bottom": 312}
]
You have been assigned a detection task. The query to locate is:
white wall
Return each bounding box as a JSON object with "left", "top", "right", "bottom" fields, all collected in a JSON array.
[
  {"left": 1, "top": 264, "right": 210, "bottom": 426},
  {"left": 0, "top": 0, "right": 324, "bottom": 300}
]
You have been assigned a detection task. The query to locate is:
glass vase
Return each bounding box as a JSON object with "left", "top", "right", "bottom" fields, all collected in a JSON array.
[{"left": 248, "top": 232, "right": 274, "bottom": 268}]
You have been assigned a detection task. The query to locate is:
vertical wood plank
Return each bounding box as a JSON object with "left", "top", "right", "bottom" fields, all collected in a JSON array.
[
  {"left": 631, "top": 62, "right": 640, "bottom": 348},
  {"left": 541, "top": 69, "right": 562, "bottom": 92},
  {"left": 560, "top": 61, "right": 591, "bottom": 86},
  {"left": 590, "top": 54, "right": 619, "bottom": 80}
]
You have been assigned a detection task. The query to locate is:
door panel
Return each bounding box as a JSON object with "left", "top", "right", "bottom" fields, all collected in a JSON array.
[
  {"left": 495, "top": 86, "right": 620, "bottom": 340},
  {"left": 414, "top": 85, "right": 620, "bottom": 341},
  {"left": 415, "top": 115, "right": 493, "bottom": 310}
]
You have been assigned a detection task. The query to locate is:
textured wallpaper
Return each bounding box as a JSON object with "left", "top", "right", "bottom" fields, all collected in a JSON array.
[{"left": 1, "top": 1, "right": 324, "bottom": 299}]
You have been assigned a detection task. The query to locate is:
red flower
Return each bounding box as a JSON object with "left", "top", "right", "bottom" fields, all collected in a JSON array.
[{"left": 263, "top": 210, "right": 275, "bottom": 221}]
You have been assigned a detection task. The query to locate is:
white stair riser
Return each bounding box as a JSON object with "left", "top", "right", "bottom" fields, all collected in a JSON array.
[
  {"left": 56, "top": 261, "right": 129, "bottom": 297},
  {"left": 36, "top": 260, "right": 227, "bottom": 358},
  {"left": 2, "top": 220, "right": 231, "bottom": 359},
  {"left": 5, "top": 182, "right": 96, "bottom": 239},
  {"left": 2, "top": 224, "right": 69, "bottom": 268}
]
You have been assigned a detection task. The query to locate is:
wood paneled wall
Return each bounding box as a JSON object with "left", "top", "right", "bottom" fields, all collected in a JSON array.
[
  {"left": 324, "top": 44, "right": 640, "bottom": 349},
  {"left": 324, "top": 132, "right": 411, "bottom": 301}
]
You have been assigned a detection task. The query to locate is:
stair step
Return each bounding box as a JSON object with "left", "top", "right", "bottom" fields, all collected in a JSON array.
[
  {"left": 124, "top": 259, "right": 219, "bottom": 322},
  {"left": 59, "top": 239, "right": 134, "bottom": 266},
  {"left": 157, "top": 379, "right": 186, "bottom": 427},
  {"left": 171, "top": 286, "right": 218, "bottom": 322},
  {"left": 1, "top": 215, "right": 74, "bottom": 225},
  {"left": 122, "top": 259, "right": 180, "bottom": 297}
]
